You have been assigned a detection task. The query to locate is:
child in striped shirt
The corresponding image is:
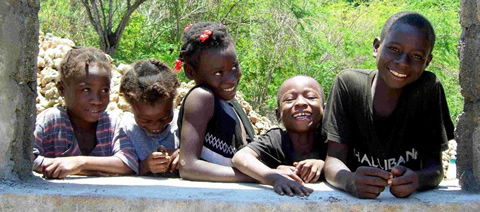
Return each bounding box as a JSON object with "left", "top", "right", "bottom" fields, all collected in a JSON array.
[{"left": 33, "top": 47, "right": 138, "bottom": 178}]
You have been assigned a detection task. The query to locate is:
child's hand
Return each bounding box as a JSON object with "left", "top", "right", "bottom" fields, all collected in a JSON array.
[
  {"left": 168, "top": 149, "right": 180, "bottom": 172},
  {"left": 42, "top": 157, "right": 85, "bottom": 179},
  {"left": 348, "top": 166, "right": 391, "bottom": 199},
  {"left": 271, "top": 171, "right": 313, "bottom": 197},
  {"left": 143, "top": 151, "right": 171, "bottom": 174},
  {"left": 388, "top": 165, "right": 419, "bottom": 198},
  {"left": 294, "top": 159, "right": 324, "bottom": 183},
  {"left": 276, "top": 165, "right": 296, "bottom": 173}
]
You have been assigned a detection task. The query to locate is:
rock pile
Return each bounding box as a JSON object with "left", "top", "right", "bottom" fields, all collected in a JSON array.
[{"left": 35, "top": 33, "right": 274, "bottom": 135}]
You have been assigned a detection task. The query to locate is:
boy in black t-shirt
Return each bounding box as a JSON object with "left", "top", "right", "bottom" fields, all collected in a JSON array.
[
  {"left": 232, "top": 75, "right": 327, "bottom": 197},
  {"left": 322, "top": 12, "right": 454, "bottom": 199}
]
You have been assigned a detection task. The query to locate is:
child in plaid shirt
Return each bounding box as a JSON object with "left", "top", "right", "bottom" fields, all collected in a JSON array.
[{"left": 33, "top": 47, "right": 138, "bottom": 178}]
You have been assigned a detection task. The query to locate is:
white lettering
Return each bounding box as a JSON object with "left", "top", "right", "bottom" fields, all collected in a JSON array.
[{"left": 352, "top": 148, "right": 419, "bottom": 171}]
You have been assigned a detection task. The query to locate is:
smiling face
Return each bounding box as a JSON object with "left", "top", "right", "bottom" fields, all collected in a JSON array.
[
  {"left": 188, "top": 42, "right": 241, "bottom": 101},
  {"left": 131, "top": 97, "right": 174, "bottom": 134},
  {"left": 59, "top": 64, "right": 111, "bottom": 128},
  {"left": 374, "top": 23, "right": 433, "bottom": 90},
  {"left": 276, "top": 76, "right": 324, "bottom": 134}
]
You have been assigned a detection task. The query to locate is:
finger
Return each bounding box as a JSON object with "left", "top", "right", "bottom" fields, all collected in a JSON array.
[
  {"left": 52, "top": 167, "right": 63, "bottom": 179},
  {"left": 293, "top": 162, "right": 299, "bottom": 167},
  {"left": 311, "top": 169, "right": 321, "bottom": 183},
  {"left": 389, "top": 175, "right": 414, "bottom": 186},
  {"left": 296, "top": 163, "right": 305, "bottom": 174},
  {"left": 305, "top": 168, "right": 317, "bottom": 183},
  {"left": 357, "top": 184, "right": 385, "bottom": 196},
  {"left": 301, "top": 185, "right": 314, "bottom": 196},
  {"left": 390, "top": 184, "right": 414, "bottom": 198},
  {"left": 151, "top": 152, "right": 168, "bottom": 159},
  {"left": 170, "top": 156, "right": 179, "bottom": 172},
  {"left": 391, "top": 165, "right": 407, "bottom": 177},
  {"left": 300, "top": 165, "right": 311, "bottom": 180},
  {"left": 274, "top": 185, "right": 285, "bottom": 196},
  {"left": 357, "top": 167, "right": 391, "bottom": 180},
  {"left": 282, "top": 185, "right": 294, "bottom": 197},
  {"left": 357, "top": 175, "right": 389, "bottom": 187},
  {"left": 58, "top": 170, "right": 70, "bottom": 179},
  {"left": 288, "top": 171, "right": 305, "bottom": 185},
  {"left": 289, "top": 184, "right": 306, "bottom": 197}
]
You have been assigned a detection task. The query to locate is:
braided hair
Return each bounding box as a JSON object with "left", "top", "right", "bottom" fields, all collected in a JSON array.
[
  {"left": 120, "top": 58, "right": 180, "bottom": 105},
  {"left": 58, "top": 47, "right": 112, "bottom": 85},
  {"left": 177, "top": 22, "right": 233, "bottom": 71}
]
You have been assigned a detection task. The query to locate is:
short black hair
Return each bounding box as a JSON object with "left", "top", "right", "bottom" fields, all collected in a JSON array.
[
  {"left": 120, "top": 58, "right": 180, "bottom": 105},
  {"left": 177, "top": 22, "right": 233, "bottom": 70},
  {"left": 276, "top": 75, "right": 324, "bottom": 107},
  {"left": 58, "top": 47, "right": 112, "bottom": 85},
  {"left": 380, "top": 11, "right": 435, "bottom": 50}
]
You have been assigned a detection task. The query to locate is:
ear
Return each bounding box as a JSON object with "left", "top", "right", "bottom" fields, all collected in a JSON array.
[
  {"left": 57, "top": 82, "right": 65, "bottom": 97},
  {"left": 183, "top": 63, "right": 195, "bottom": 80},
  {"left": 425, "top": 54, "right": 433, "bottom": 68},
  {"left": 373, "top": 37, "right": 381, "bottom": 58},
  {"left": 275, "top": 108, "right": 281, "bottom": 123}
]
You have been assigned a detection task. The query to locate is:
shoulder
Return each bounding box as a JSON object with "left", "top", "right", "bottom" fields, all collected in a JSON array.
[
  {"left": 36, "top": 107, "right": 68, "bottom": 125},
  {"left": 334, "top": 69, "right": 372, "bottom": 88},
  {"left": 183, "top": 86, "right": 215, "bottom": 111},
  {"left": 255, "top": 127, "right": 287, "bottom": 144},
  {"left": 409, "top": 71, "right": 445, "bottom": 95}
]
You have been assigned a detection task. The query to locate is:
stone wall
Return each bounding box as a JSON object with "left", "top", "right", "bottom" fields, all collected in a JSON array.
[
  {"left": 0, "top": 0, "right": 39, "bottom": 179},
  {"left": 457, "top": 0, "right": 480, "bottom": 191}
]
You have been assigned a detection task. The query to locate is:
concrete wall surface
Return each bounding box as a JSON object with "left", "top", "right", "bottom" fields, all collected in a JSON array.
[
  {"left": 457, "top": 0, "right": 480, "bottom": 191},
  {"left": 1, "top": 176, "right": 479, "bottom": 211},
  {"left": 0, "top": 0, "right": 39, "bottom": 179}
]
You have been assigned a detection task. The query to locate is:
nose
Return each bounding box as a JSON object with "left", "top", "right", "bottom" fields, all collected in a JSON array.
[
  {"left": 294, "top": 96, "right": 308, "bottom": 108},
  {"left": 225, "top": 71, "right": 238, "bottom": 84},
  {"left": 89, "top": 92, "right": 103, "bottom": 105},
  {"left": 395, "top": 52, "right": 409, "bottom": 67}
]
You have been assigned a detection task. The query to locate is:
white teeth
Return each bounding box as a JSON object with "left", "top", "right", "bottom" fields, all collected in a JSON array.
[
  {"left": 223, "top": 87, "right": 235, "bottom": 92},
  {"left": 293, "top": 113, "right": 310, "bottom": 118},
  {"left": 389, "top": 69, "right": 407, "bottom": 78}
]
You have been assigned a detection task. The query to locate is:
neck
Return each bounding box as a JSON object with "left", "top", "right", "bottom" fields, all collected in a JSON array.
[
  {"left": 67, "top": 110, "right": 97, "bottom": 131},
  {"left": 289, "top": 130, "right": 315, "bottom": 155},
  {"left": 372, "top": 73, "right": 402, "bottom": 117}
]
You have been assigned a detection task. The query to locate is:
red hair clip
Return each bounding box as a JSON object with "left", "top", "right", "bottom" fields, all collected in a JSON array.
[
  {"left": 174, "top": 59, "right": 182, "bottom": 72},
  {"left": 199, "top": 30, "right": 212, "bottom": 42},
  {"left": 184, "top": 24, "right": 192, "bottom": 32}
]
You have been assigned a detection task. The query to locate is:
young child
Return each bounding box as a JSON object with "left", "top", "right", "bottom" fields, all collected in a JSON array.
[
  {"left": 176, "top": 22, "right": 256, "bottom": 182},
  {"left": 322, "top": 12, "right": 455, "bottom": 199},
  {"left": 232, "top": 75, "right": 327, "bottom": 197},
  {"left": 119, "top": 58, "right": 181, "bottom": 176},
  {"left": 32, "top": 47, "right": 138, "bottom": 178}
]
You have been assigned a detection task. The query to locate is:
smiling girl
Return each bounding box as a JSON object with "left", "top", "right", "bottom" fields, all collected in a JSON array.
[
  {"left": 33, "top": 47, "right": 138, "bottom": 178},
  {"left": 175, "top": 22, "right": 255, "bottom": 182}
]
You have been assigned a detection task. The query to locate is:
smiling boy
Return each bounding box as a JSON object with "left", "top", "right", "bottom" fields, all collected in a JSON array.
[
  {"left": 232, "top": 75, "right": 327, "bottom": 197},
  {"left": 322, "top": 12, "right": 454, "bottom": 199}
]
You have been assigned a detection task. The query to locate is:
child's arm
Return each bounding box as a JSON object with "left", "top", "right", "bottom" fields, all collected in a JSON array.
[
  {"left": 232, "top": 147, "right": 313, "bottom": 196},
  {"left": 388, "top": 153, "right": 443, "bottom": 197},
  {"left": 293, "top": 159, "right": 324, "bottom": 183},
  {"left": 178, "top": 88, "right": 254, "bottom": 182},
  {"left": 41, "top": 156, "right": 133, "bottom": 179},
  {"left": 324, "top": 141, "right": 391, "bottom": 199}
]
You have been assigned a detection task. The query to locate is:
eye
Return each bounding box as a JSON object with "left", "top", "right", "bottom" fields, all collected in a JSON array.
[
  {"left": 387, "top": 46, "right": 399, "bottom": 52},
  {"left": 82, "top": 88, "right": 91, "bottom": 92},
  {"left": 412, "top": 54, "right": 423, "bottom": 60},
  {"left": 101, "top": 88, "right": 110, "bottom": 93},
  {"left": 232, "top": 64, "right": 239, "bottom": 71},
  {"left": 214, "top": 71, "right": 223, "bottom": 76}
]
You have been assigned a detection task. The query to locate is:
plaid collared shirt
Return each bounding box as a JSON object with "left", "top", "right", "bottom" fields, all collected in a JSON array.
[{"left": 32, "top": 107, "right": 138, "bottom": 174}]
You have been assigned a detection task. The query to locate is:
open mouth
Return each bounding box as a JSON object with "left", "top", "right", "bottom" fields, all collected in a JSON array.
[
  {"left": 389, "top": 69, "right": 407, "bottom": 78},
  {"left": 293, "top": 112, "right": 311, "bottom": 120},
  {"left": 87, "top": 109, "right": 103, "bottom": 114},
  {"left": 149, "top": 129, "right": 161, "bottom": 134},
  {"left": 223, "top": 86, "right": 235, "bottom": 92}
]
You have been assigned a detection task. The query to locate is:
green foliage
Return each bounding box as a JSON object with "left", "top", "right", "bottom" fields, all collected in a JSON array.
[{"left": 39, "top": 0, "right": 462, "bottom": 123}]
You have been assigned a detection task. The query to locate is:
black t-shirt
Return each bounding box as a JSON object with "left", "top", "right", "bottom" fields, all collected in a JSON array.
[
  {"left": 247, "top": 127, "right": 327, "bottom": 169},
  {"left": 322, "top": 69, "right": 454, "bottom": 171}
]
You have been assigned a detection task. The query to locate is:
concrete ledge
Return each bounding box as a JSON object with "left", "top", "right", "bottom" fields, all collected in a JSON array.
[{"left": 1, "top": 175, "right": 479, "bottom": 211}]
